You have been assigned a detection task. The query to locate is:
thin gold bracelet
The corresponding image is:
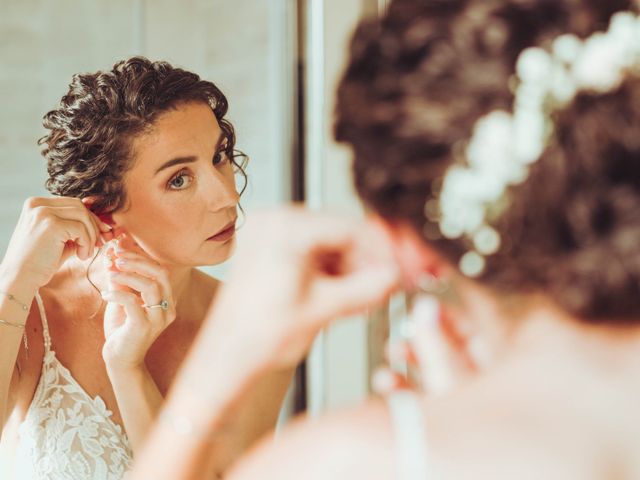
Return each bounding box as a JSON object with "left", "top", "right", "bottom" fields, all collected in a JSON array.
[
  {"left": 0, "top": 318, "right": 25, "bottom": 329},
  {"left": 0, "top": 291, "right": 29, "bottom": 311},
  {"left": 0, "top": 319, "right": 29, "bottom": 357}
]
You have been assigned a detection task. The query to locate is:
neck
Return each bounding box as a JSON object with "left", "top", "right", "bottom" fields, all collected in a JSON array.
[
  {"left": 504, "top": 303, "right": 640, "bottom": 368},
  {"left": 56, "top": 251, "right": 197, "bottom": 319}
]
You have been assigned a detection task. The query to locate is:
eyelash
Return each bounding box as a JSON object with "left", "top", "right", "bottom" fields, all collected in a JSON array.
[
  {"left": 166, "top": 149, "right": 231, "bottom": 191},
  {"left": 167, "top": 169, "right": 193, "bottom": 191}
]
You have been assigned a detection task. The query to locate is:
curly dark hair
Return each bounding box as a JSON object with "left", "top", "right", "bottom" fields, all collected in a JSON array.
[
  {"left": 40, "top": 56, "right": 247, "bottom": 215},
  {"left": 335, "top": 0, "right": 640, "bottom": 322}
]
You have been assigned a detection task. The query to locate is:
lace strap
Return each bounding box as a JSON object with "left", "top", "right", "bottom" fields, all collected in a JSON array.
[
  {"left": 387, "top": 391, "right": 434, "bottom": 480},
  {"left": 34, "top": 292, "right": 52, "bottom": 352}
]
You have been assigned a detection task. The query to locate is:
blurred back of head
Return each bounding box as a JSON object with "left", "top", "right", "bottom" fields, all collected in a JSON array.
[{"left": 335, "top": 0, "right": 640, "bottom": 323}]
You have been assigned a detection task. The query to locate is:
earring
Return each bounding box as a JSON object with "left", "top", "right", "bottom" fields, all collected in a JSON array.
[{"left": 416, "top": 272, "right": 458, "bottom": 304}]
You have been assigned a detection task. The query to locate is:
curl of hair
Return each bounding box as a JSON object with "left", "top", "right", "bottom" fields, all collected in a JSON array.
[
  {"left": 335, "top": 0, "right": 640, "bottom": 322},
  {"left": 40, "top": 56, "right": 248, "bottom": 214}
]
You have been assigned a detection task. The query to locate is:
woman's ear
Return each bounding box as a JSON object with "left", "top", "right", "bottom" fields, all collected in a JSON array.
[
  {"left": 81, "top": 197, "right": 114, "bottom": 226},
  {"left": 365, "top": 215, "right": 450, "bottom": 290}
]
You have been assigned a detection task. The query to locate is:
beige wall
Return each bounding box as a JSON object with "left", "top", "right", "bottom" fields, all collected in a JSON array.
[
  {"left": 0, "top": 0, "right": 290, "bottom": 260},
  {"left": 0, "top": 0, "right": 385, "bottom": 429},
  {"left": 0, "top": 1, "right": 294, "bottom": 475}
]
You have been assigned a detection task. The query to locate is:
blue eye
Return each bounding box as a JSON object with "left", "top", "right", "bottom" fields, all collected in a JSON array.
[
  {"left": 168, "top": 171, "right": 193, "bottom": 190},
  {"left": 213, "top": 150, "right": 229, "bottom": 166}
]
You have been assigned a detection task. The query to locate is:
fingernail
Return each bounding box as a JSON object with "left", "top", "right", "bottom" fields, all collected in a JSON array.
[
  {"left": 115, "top": 259, "right": 126, "bottom": 266},
  {"left": 399, "top": 321, "right": 418, "bottom": 339},
  {"left": 467, "top": 337, "right": 492, "bottom": 369},
  {"left": 371, "top": 368, "right": 396, "bottom": 394}
]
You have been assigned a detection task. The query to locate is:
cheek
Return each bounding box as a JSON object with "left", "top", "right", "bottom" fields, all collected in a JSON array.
[{"left": 124, "top": 200, "right": 202, "bottom": 247}]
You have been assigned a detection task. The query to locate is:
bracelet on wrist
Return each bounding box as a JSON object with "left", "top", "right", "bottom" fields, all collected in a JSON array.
[
  {"left": 0, "top": 291, "right": 29, "bottom": 311},
  {"left": 0, "top": 318, "right": 25, "bottom": 328},
  {"left": 0, "top": 319, "right": 29, "bottom": 356}
]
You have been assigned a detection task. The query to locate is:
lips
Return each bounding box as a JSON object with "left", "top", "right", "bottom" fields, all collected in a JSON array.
[{"left": 207, "top": 220, "right": 236, "bottom": 242}]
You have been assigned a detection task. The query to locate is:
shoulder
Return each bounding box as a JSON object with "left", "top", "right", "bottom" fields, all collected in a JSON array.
[
  {"left": 227, "top": 399, "right": 396, "bottom": 480},
  {"left": 228, "top": 369, "right": 619, "bottom": 480}
]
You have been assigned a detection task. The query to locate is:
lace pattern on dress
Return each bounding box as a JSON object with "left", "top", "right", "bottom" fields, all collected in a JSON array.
[{"left": 15, "top": 293, "right": 133, "bottom": 480}]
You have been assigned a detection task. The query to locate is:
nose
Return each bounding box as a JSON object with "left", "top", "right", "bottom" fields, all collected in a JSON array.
[{"left": 203, "top": 166, "right": 239, "bottom": 212}]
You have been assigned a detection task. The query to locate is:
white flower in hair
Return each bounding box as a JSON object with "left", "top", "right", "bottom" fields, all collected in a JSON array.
[{"left": 432, "top": 11, "right": 640, "bottom": 278}]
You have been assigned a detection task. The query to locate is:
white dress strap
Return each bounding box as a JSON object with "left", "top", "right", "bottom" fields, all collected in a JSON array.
[
  {"left": 387, "top": 391, "right": 434, "bottom": 480},
  {"left": 34, "top": 292, "right": 52, "bottom": 352}
]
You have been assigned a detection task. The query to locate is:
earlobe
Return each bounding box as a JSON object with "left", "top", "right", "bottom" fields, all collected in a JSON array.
[
  {"left": 81, "top": 197, "right": 115, "bottom": 226},
  {"left": 97, "top": 213, "right": 115, "bottom": 226},
  {"left": 367, "top": 215, "right": 449, "bottom": 290}
]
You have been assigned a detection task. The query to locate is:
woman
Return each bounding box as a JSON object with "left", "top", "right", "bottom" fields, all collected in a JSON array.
[
  {"left": 130, "top": 0, "right": 640, "bottom": 478},
  {"left": 0, "top": 57, "right": 291, "bottom": 479}
]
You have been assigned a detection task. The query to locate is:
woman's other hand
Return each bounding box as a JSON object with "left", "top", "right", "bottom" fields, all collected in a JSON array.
[
  {"left": 101, "top": 240, "right": 176, "bottom": 372},
  {"left": 207, "top": 207, "right": 400, "bottom": 371},
  {"left": 1, "top": 196, "right": 113, "bottom": 288}
]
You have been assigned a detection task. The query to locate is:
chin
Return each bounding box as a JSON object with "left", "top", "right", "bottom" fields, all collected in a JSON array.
[{"left": 197, "top": 237, "right": 236, "bottom": 266}]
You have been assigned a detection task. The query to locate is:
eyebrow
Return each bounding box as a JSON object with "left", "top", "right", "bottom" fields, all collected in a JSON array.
[
  {"left": 153, "top": 134, "right": 228, "bottom": 176},
  {"left": 154, "top": 156, "right": 197, "bottom": 175}
]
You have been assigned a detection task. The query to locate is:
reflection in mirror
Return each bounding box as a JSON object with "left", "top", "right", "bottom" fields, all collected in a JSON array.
[{"left": 0, "top": 1, "right": 300, "bottom": 478}]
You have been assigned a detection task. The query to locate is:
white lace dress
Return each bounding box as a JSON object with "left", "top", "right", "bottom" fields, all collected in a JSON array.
[{"left": 13, "top": 293, "right": 133, "bottom": 479}]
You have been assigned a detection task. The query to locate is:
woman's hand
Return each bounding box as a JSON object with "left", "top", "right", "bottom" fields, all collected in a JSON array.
[
  {"left": 101, "top": 241, "right": 176, "bottom": 372},
  {"left": 1, "top": 196, "right": 113, "bottom": 288},
  {"left": 373, "top": 295, "right": 481, "bottom": 396},
  {"left": 206, "top": 208, "right": 400, "bottom": 372}
]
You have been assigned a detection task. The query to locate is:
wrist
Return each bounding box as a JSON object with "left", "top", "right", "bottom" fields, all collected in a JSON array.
[
  {"left": 104, "top": 358, "right": 147, "bottom": 380},
  {"left": 0, "top": 261, "right": 44, "bottom": 295}
]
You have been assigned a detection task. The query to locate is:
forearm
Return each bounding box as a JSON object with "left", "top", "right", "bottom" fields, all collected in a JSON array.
[
  {"left": 106, "top": 364, "right": 164, "bottom": 453},
  {"left": 129, "top": 323, "right": 270, "bottom": 480},
  {"left": 0, "top": 264, "right": 38, "bottom": 430}
]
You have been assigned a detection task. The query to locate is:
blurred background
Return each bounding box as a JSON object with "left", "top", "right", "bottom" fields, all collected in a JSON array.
[{"left": 0, "top": 0, "right": 397, "bottom": 437}]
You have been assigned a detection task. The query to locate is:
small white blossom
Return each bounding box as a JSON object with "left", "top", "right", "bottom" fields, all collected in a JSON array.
[{"left": 432, "top": 11, "right": 640, "bottom": 277}]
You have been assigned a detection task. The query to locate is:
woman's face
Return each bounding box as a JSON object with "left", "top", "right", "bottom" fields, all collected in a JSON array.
[{"left": 111, "top": 101, "right": 239, "bottom": 267}]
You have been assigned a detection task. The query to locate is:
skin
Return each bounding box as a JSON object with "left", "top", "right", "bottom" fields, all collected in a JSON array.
[
  {"left": 129, "top": 211, "right": 640, "bottom": 480},
  {"left": 227, "top": 221, "right": 640, "bottom": 480},
  {"left": 0, "top": 101, "right": 291, "bottom": 475}
]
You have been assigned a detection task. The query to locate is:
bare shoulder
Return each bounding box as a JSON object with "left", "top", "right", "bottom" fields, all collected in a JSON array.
[
  {"left": 228, "top": 366, "right": 638, "bottom": 480},
  {"left": 227, "top": 399, "right": 396, "bottom": 480}
]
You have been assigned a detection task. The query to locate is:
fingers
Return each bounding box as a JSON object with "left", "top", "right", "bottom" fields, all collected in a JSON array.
[
  {"left": 29, "top": 199, "right": 112, "bottom": 261},
  {"left": 407, "top": 295, "right": 472, "bottom": 395},
  {"left": 49, "top": 216, "right": 98, "bottom": 261},
  {"left": 309, "top": 262, "right": 400, "bottom": 324},
  {"left": 371, "top": 366, "right": 411, "bottom": 395},
  {"left": 110, "top": 271, "right": 163, "bottom": 303},
  {"left": 108, "top": 270, "right": 175, "bottom": 326},
  {"left": 111, "top": 252, "right": 172, "bottom": 299},
  {"left": 101, "top": 289, "right": 148, "bottom": 327},
  {"left": 52, "top": 205, "right": 112, "bottom": 238},
  {"left": 26, "top": 196, "right": 112, "bottom": 233}
]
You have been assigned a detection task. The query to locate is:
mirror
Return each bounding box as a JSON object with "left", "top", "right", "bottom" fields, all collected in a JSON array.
[{"left": 0, "top": 1, "right": 392, "bottom": 476}]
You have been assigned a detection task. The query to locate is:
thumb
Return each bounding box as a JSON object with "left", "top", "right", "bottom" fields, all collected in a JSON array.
[
  {"left": 408, "top": 295, "right": 471, "bottom": 395},
  {"left": 309, "top": 263, "right": 399, "bottom": 323}
]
